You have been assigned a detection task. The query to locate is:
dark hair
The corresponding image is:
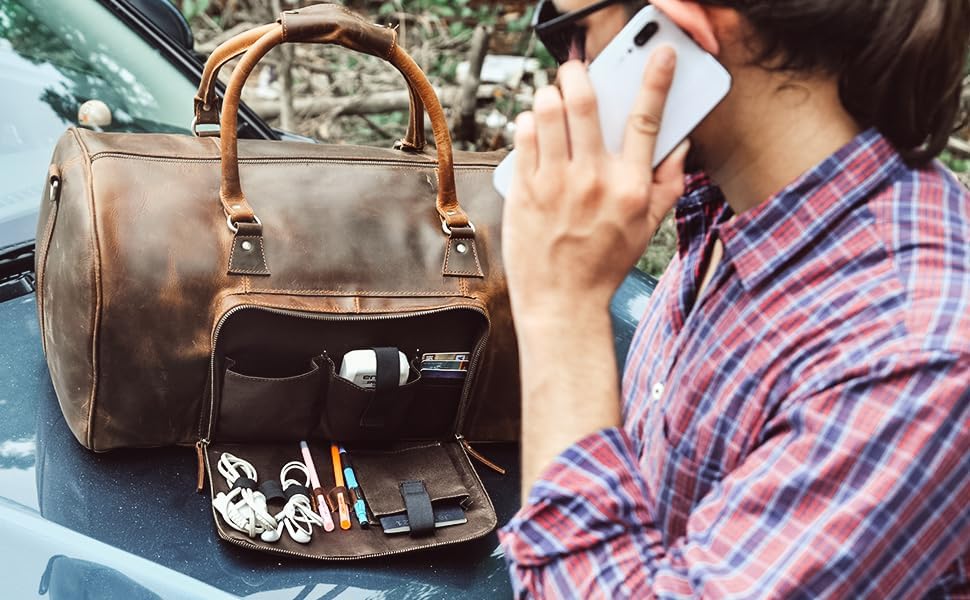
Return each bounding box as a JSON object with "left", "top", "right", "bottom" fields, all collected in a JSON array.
[{"left": 694, "top": 0, "right": 970, "bottom": 165}]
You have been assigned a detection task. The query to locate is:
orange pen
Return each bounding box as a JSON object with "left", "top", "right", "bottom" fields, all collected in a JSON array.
[{"left": 330, "top": 443, "right": 352, "bottom": 530}]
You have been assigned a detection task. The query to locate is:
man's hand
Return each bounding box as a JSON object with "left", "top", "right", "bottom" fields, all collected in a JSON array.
[
  {"left": 502, "top": 47, "right": 687, "bottom": 325},
  {"left": 502, "top": 47, "right": 689, "bottom": 491}
]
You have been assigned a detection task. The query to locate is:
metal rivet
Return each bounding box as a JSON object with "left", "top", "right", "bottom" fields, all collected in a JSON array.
[
  {"left": 456, "top": 243, "right": 468, "bottom": 254},
  {"left": 231, "top": 204, "right": 242, "bottom": 211},
  {"left": 241, "top": 240, "right": 253, "bottom": 252},
  {"left": 446, "top": 209, "right": 456, "bottom": 215}
]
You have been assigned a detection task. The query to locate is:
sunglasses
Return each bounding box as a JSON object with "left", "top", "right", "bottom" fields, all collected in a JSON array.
[{"left": 533, "top": 0, "right": 642, "bottom": 64}]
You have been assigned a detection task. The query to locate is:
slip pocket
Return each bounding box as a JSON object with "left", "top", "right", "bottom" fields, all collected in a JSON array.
[
  {"left": 403, "top": 375, "right": 464, "bottom": 439},
  {"left": 320, "top": 360, "right": 421, "bottom": 442},
  {"left": 349, "top": 442, "right": 470, "bottom": 518},
  {"left": 217, "top": 355, "right": 326, "bottom": 442}
]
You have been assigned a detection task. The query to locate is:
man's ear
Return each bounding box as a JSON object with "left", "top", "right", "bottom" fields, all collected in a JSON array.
[{"left": 650, "top": 0, "right": 720, "bottom": 55}]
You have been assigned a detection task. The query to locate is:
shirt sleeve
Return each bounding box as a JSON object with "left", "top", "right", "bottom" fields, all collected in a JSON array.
[{"left": 498, "top": 350, "right": 970, "bottom": 599}]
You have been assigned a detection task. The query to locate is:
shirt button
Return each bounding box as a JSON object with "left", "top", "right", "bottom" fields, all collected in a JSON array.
[{"left": 652, "top": 383, "right": 664, "bottom": 400}]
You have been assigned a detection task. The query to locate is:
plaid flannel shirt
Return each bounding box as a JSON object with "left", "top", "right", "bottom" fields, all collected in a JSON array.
[{"left": 499, "top": 129, "right": 970, "bottom": 599}]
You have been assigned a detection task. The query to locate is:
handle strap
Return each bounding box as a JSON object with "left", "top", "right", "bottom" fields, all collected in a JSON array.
[
  {"left": 218, "top": 6, "right": 470, "bottom": 230},
  {"left": 193, "top": 15, "right": 426, "bottom": 150}
]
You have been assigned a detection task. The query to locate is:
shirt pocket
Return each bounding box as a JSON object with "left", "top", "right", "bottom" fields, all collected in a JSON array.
[
  {"left": 659, "top": 373, "right": 764, "bottom": 479},
  {"left": 651, "top": 417, "right": 727, "bottom": 543}
]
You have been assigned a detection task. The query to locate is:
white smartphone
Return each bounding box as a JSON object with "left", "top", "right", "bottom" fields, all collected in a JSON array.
[{"left": 493, "top": 5, "right": 731, "bottom": 197}]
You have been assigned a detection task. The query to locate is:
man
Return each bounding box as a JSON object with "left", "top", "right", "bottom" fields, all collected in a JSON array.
[{"left": 497, "top": 0, "right": 970, "bottom": 597}]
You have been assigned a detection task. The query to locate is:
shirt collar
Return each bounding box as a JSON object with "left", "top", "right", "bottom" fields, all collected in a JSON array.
[{"left": 717, "top": 129, "right": 904, "bottom": 292}]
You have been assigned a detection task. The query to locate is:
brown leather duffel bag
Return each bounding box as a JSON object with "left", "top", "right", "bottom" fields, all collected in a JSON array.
[{"left": 35, "top": 4, "right": 518, "bottom": 453}]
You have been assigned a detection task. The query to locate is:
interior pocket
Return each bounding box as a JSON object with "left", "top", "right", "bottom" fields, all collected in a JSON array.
[
  {"left": 348, "top": 443, "right": 470, "bottom": 517},
  {"left": 321, "top": 363, "right": 420, "bottom": 442},
  {"left": 210, "top": 304, "right": 488, "bottom": 443},
  {"left": 217, "top": 355, "right": 325, "bottom": 442},
  {"left": 403, "top": 377, "right": 464, "bottom": 439}
]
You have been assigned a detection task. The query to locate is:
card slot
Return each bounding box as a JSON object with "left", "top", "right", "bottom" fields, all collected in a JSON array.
[{"left": 217, "top": 355, "right": 326, "bottom": 442}]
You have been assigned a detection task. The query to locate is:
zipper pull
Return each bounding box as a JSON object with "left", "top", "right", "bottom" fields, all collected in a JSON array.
[
  {"left": 196, "top": 440, "right": 208, "bottom": 493},
  {"left": 456, "top": 434, "right": 506, "bottom": 475}
]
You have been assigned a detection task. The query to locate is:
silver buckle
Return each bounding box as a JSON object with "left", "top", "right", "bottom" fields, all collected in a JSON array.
[
  {"left": 191, "top": 116, "right": 220, "bottom": 137},
  {"left": 227, "top": 214, "right": 262, "bottom": 234},
  {"left": 441, "top": 219, "right": 476, "bottom": 236}
]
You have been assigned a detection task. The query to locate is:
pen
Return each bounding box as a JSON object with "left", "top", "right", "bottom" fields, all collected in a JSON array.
[
  {"left": 338, "top": 445, "right": 371, "bottom": 529},
  {"left": 300, "top": 441, "right": 335, "bottom": 532},
  {"left": 330, "top": 443, "right": 352, "bottom": 530}
]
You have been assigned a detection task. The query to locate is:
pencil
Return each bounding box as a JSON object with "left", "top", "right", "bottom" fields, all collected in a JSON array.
[
  {"left": 300, "top": 441, "right": 335, "bottom": 532},
  {"left": 330, "top": 443, "right": 352, "bottom": 530}
]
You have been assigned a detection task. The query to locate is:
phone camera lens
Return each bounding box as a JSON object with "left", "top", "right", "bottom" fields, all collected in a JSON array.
[{"left": 634, "top": 22, "right": 659, "bottom": 47}]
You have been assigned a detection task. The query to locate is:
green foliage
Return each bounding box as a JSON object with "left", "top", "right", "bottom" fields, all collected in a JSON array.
[
  {"left": 180, "top": 0, "right": 211, "bottom": 21},
  {"left": 637, "top": 215, "right": 677, "bottom": 278},
  {"left": 940, "top": 149, "right": 969, "bottom": 173}
]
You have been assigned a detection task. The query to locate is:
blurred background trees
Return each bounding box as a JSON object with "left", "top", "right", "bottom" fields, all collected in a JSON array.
[{"left": 178, "top": 0, "right": 970, "bottom": 277}]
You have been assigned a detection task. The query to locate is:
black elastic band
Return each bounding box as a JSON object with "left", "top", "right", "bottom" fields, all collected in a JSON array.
[
  {"left": 259, "top": 480, "right": 285, "bottom": 503},
  {"left": 400, "top": 480, "right": 434, "bottom": 536},
  {"left": 231, "top": 476, "right": 257, "bottom": 491},
  {"left": 284, "top": 483, "right": 311, "bottom": 500},
  {"left": 360, "top": 346, "right": 401, "bottom": 429}
]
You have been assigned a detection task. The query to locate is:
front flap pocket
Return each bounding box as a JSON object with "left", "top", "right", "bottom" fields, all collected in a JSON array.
[
  {"left": 209, "top": 303, "right": 488, "bottom": 443},
  {"left": 202, "top": 440, "right": 496, "bottom": 559}
]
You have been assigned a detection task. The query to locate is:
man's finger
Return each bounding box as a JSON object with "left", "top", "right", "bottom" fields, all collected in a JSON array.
[
  {"left": 514, "top": 112, "right": 539, "bottom": 181},
  {"left": 532, "top": 85, "right": 570, "bottom": 167},
  {"left": 654, "top": 140, "right": 690, "bottom": 186},
  {"left": 558, "top": 61, "right": 604, "bottom": 159},
  {"left": 622, "top": 45, "right": 676, "bottom": 167}
]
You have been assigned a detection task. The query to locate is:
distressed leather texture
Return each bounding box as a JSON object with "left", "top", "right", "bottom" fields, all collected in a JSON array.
[{"left": 35, "top": 5, "right": 518, "bottom": 451}]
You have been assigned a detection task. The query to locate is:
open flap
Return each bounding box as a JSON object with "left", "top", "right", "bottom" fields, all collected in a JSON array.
[{"left": 202, "top": 440, "right": 496, "bottom": 559}]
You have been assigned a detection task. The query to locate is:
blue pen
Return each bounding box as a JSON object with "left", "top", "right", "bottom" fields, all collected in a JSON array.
[{"left": 338, "top": 445, "right": 371, "bottom": 529}]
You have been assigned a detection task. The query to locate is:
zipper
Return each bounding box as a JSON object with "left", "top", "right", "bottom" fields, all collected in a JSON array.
[
  {"left": 200, "top": 438, "right": 497, "bottom": 560},
  {"left": 456, "top": 434, "right": 506, "bottom": 475},
  {"left": 196, "top": 439, "right": 207, "bottom": 493},
  {"left": 203, "top": 303, "right": 491, "bottom": 442},
  {"left": 90, "top": 152, "right": 499, "bottom": 170}
]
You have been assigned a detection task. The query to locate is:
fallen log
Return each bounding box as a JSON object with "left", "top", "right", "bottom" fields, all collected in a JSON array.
[{"left": 245, "top": 85, "right": 499, "bottom": 119}]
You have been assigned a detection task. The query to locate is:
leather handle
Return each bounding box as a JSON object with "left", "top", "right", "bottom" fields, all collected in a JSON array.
[
  {"left": 193, "top": 16, "right": 426, "bottom": 151},
  {"left": 219, "top": 6, "right": 470, "bottom": 230}
]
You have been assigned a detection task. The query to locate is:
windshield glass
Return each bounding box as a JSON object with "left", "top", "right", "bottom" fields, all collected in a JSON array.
[{"left": 0, "top": 0, "right": 195, "bottom": 250}]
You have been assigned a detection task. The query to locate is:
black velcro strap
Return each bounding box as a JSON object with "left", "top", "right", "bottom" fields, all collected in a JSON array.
[
  {"left": 231, "top": 477, "right": 257, "bottom": 491},
  {"left": 284, "top": 483, "right": 311, "bottom": 501},
  {"left": 259, "top": 480, "right": 285, "bottom": 503},
  {"left": 360, "top": 347, "right": 400, "bottom": 429},
  {"left": 399, "top": 480, "right": 434, "bottom": 537}
]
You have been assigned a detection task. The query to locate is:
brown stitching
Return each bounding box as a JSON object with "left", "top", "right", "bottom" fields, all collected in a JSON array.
[
  {"left": 246, "top": 288, "right": 459, "bottom": 297},
  {"left": 443, "top": 239, "right": 484, "bottom": 277},
  {"left": 228, "top": 236, "right": 270, "bottom": 275},
  {"left": 354, "top": 296, "right": 361, "bottom": 314},
  {"left": 72, "top": 127, "right": 104, "bottom": 449},
  {"left": 87, "top": 152, "right": 498, "bottom": 170},
  {"left": 236, "top": 301, "right": 483, "bottom": 315},
  {"left": 91, "top": 156, "right": 473, "bottom": 173}
]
